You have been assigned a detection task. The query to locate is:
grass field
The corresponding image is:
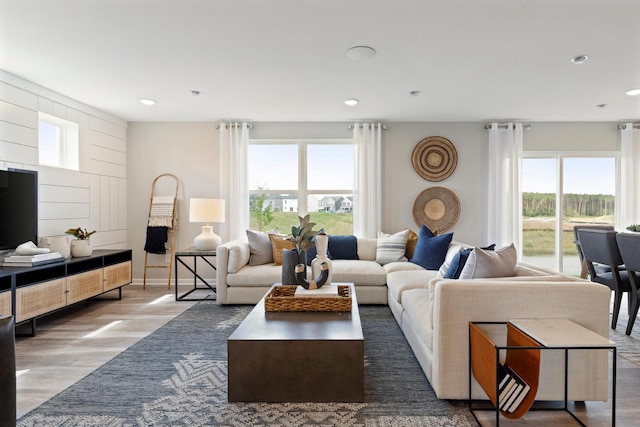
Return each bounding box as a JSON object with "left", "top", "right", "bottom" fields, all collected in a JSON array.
[
  {"left": 522, "top": 216, "right": 614, "bottom": 256},
  {"left": 250, "top": 211, "right": 353, "bottom": 235}
]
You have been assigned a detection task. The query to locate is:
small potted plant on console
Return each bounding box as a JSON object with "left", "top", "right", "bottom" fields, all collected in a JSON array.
[{"left": 66, "top": 227, "right": 96, "bottom": 257}]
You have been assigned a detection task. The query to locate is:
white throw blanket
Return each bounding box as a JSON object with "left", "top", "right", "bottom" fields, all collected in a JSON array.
[{"left": 148, "top": 196, "right": 175, "bottom": 228}]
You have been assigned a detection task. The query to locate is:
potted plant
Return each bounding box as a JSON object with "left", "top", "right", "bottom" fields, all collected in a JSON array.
[
  {"left": 282, "top": 215, "right": 317, "bottom": 285},
  {"left": 626, "top": 224, "right": 640, "bottom": 232},
  {"left": 66, "top": 227, "right": 96, "bottom": 257}
]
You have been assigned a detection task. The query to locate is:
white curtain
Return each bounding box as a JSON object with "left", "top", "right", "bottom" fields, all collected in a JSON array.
[
  {"left": 618, "top": 123, "right": 640, "bottom": 229},
  {"left": 219, "top": 122, "right": 250, "bottom": 242},
  {"left": 487, "top": 123, "right": 523, "bottom": 253},
  {"left": 352, "top": 123, "right": 382, "bottom": 238}
]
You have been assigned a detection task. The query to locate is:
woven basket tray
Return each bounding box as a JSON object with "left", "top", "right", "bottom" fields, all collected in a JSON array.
[{"left": 264, "top": 285, "right": 352, "bottom": 312}]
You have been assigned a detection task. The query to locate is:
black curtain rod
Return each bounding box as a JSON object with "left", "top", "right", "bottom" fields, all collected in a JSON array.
[
  {"left": 348, "top": 123, "right": 387, "bottom": 130},
  {"left": 483, "top": 124, "right": 532, "bottom": 130},
  {"left": 215, "top": 123, "right": 254, "bottom": 129},
  {"left": 618, "top": 123, "right": 640, "bottom": 130}
]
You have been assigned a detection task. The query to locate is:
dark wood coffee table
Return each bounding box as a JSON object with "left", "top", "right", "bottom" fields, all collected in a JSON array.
[{"left": 227, "top": 283, "right": 364, "bottom": 402}]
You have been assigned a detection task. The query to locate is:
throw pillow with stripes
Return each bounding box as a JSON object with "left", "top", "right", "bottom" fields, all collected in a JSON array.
[{"left": 376, "top": 229, "right": 410, "bottom": 265}]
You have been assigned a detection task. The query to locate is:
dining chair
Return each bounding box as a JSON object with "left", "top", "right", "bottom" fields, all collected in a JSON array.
[
  {"left": 615, "top": 232, "right": 640, "bottom": 335},
  {"left": 573, "top": 225, "right": 615, "bottom": 279},
  {"left": 577, "top": 228, "right": 632, "bottom": 331}
]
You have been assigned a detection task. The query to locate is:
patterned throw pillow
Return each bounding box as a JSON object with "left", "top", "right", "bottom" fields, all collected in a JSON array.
[{"left": 376, "top": 230, "right": 410, "bottom": 265}]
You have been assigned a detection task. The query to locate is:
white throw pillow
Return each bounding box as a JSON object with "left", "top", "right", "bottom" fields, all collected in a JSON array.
[
  {"left": 458, "top": 243, "right": 517, "bottom": 279},
  {"left": 227, "top": 243, "right": 251, "bottom": 274},
  {"left": 376, "top": 229, "right": 409, "bottom": 265}
]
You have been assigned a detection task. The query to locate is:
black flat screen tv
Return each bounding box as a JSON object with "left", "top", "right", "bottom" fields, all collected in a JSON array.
[{"left": 0, "top": 168, "right": 38, "bottom": 251}]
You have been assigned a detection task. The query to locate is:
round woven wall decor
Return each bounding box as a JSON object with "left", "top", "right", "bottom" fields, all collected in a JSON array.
[
  {"left": 411, "top": 136, "right": 458, "bottom": 181},
  {"left": 412, "top": 186, "right": 460, "bottom": 233}
]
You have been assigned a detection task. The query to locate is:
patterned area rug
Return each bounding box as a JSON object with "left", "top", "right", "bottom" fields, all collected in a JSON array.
[
  {"left": 17, "top": 303, "right": 476, "bottom": 427},
  {"left": 609, "top": 303, "right": 640, "bottom": 366}
]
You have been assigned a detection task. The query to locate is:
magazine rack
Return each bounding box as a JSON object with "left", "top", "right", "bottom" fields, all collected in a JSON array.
[{"left": 469, "top": 322, "right": 541, "bottom": 422}]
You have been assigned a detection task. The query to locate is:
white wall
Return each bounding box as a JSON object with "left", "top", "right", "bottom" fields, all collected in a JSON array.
[
  {"left": 128, "top": 120, "right": 620, "bottom": 282},
  {"left": 0, "top": 71, "right": 128, "bottom": 251}
]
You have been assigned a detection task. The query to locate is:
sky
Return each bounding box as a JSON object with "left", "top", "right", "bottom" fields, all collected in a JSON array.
[
  {"left": 248, "top": 144, "right": 354, "bottom": 191},
  {"left": 521, "top": 157, "right": 616, "bottom": 195}
]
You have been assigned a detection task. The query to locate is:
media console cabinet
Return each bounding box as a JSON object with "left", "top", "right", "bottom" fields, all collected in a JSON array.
[{"left": 0, "top": 249, "right": 132, "bottom": 336}]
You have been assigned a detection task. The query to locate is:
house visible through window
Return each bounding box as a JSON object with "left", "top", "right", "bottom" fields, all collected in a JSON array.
[
  {"left": 248, "top": 140, "right": 354, "bottom": 235},
  {"left": 38, "top": 113, "right": 79, "bottom": 170},
  {"left": 521, "top": 154, "right": 617, "bottom": 276}
]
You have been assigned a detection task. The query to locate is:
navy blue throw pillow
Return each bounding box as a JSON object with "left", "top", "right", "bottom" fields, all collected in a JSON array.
[
  {"left": 409, "top": 225, "right": 453, "bottom": 270},
  {"left": 328, "top": 235, "right": 359, "bottom": 260},
  {"left": 305, "top": 230, "right": 332, "bottom": 265},
  {"left": 445, "top": 244, "right": 496, "bottom": 279}
]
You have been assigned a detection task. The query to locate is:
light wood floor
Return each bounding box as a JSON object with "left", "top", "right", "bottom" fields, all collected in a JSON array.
[{"left": 14, "top": 285, "right": 640, "bottom": 426}]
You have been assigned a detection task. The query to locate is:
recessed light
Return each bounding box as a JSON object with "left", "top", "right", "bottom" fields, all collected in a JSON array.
[
  {"left": 140, "top": 98, "right": 156, "bottom": 106},
  {"left": 410, "top": 90, "right": 420, "bottom": 97},
  {"left": 570, "top": 55, "right": 589, "bottom": 64},
  {"left": 346, "top": 46, "right": 376, "bottom": 60},
  {"left": 345, "top": 98, "right": 359, "bottom": 106},
  {"left": 596, "top": 104, "right": 607, "bottom": 108},
  {"left": 626, "top": 88, "right": 640, "bottom": 96},
  {"left": 191, "top": 90, "right": 201, "bottom": 96}
]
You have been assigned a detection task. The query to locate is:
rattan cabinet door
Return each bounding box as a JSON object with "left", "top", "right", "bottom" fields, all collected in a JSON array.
[
  {"left": 0, "top": 290, "right": 12, "bottom": 317},
  {"left": 15, "top": 279, "right": 66, "bottom": 323},
  {"left": 103, "top": 261, "right": 131, "bottom": 292},
  {"left": 67, "top": 269, "right": 104, "bottom": 305}
]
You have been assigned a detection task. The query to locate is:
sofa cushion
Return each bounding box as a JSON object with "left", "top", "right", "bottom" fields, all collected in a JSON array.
[
  {"left": 410, "top": 225, "right": 453, "bottom": 270},
  {"left": 459, "top": 243, "right": 517, "bottom": 279},
  {"left": 227, "top": 263, "right": 282, "bottom": 286},
  {"left": 268, "top": 234, "right": 295, "bottom": 265},
  {"left": 401, "top": 288, "right": 434, "bottom": 349},
  {"left": 376, "top": 229, "right": 409, "bottom": 265},
  {"left": 227, "top": 243, "right": 251, "bottom": 274},
  {"left": 357, "top": 237, "right": 377, "bottom": 261},
  {"left": 387, "top": 270, "right": 437, "bottom": 304},
  {"left": 246, "top": 229, "right": 278, "bottom": 266},
  {"left": 329, "top": 235, "right": 359, "bottom": 260},
  {"left": 331, "top": 259, "right": 386, "bottom": 286},
  {"left": 383, "top": 261, "right": 425, "bottom": 274}
]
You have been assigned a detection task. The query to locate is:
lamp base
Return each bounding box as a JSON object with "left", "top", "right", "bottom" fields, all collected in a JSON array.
[{"left": 194, "top": 225, "right": 221, "bottom": 250}]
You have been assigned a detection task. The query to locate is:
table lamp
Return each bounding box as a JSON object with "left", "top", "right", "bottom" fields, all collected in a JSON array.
[{"left": 189, "top": 198, "right": 225, "bottom": 250}]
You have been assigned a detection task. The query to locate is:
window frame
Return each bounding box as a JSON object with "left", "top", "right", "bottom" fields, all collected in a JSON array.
[
  {"left": 38, "top": 112, "right": 79, "bottom": 170},
  {"left": 248, "top": 138, "right": 355, "bottom": 232},
  {"left": 521, "top": 150, "right": 620, "bottom": 273}
]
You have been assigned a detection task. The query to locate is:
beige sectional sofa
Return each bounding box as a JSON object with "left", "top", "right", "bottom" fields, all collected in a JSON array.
[{"left": 216, "top": 236, "right": 612, "bottom": 402}]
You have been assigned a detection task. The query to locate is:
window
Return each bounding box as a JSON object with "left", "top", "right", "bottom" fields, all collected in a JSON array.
[
  {"left": 247, "top": 140, "right": 354, "bottom": 235},
  {"left": 521, "top": 154, "right": 617, "bottom": 275},
  {"left": 38, "top": 113, "right": 79, "bottom": 170}
]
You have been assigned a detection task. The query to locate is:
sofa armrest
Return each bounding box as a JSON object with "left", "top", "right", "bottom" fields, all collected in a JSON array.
[
  {"left": 431, "top": 279, "right": 611, "bottom": 400},
  {"left": 216, "top": 239, "right": 250, "bottom": 304}
]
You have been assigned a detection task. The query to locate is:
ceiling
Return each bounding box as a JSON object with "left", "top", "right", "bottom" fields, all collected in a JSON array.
[{"left": 1, "top": 0, "right": 639, "bottom": 123}]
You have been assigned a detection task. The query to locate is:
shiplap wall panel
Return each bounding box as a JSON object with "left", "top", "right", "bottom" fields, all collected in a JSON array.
[
  {"left": 118, "top": 178, "right": 127, "bottom": 229},
  {"left": 1, "top": 75, "right": 128, "bottom": 251},
  {"left": 100, "top": 175, "right": 110, "bottom": 231},
  {"left": 0, "top": 141, "right": 38, "bottom": 165},
  {"left": 90, "top": 116, "right": 126, "bottom": 140},
  {"left": 0, "top": 81, "right": 38, "bottom": 110},
  {"left": 109, "top": 177, "right": 119, "bottom": 230},
  {"left": 91, "top": 130, "right": 126, "bottom": 152},
  {"left": 0, "top": 100, "right": 37, "bottom": 129},
  {"left": 40, "top": 202, "right": 90, "bottom": 220},
  {"left": 90, "top": 143, "right": 127, "bottom": 165},
  {"left": 0, "top": 121, "right": 38, "bottom": 146},
  {"left": 39, "top": 184, "right": 90, "bottom": 203},
  {"left": 90, "top": 175, "right": 101, "bottom": 233}
]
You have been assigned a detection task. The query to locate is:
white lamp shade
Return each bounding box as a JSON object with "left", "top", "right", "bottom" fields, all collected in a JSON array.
[
  {"left": 189, "top": 198, "right": 225, "bottom": 223},
  {"left": 189, "top": 198, "right": 225, "bottom": 250}
]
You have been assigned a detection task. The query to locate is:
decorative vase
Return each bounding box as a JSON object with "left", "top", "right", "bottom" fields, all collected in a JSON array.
[
  {"left": 70, "top": 239, "right": 92, "bottom": 257},
  {"left": 282, "top": 248, "right": 306, "bottom": 285},
  {"left": 311, "top": 233, "right": 332, "bottom": 285}
]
